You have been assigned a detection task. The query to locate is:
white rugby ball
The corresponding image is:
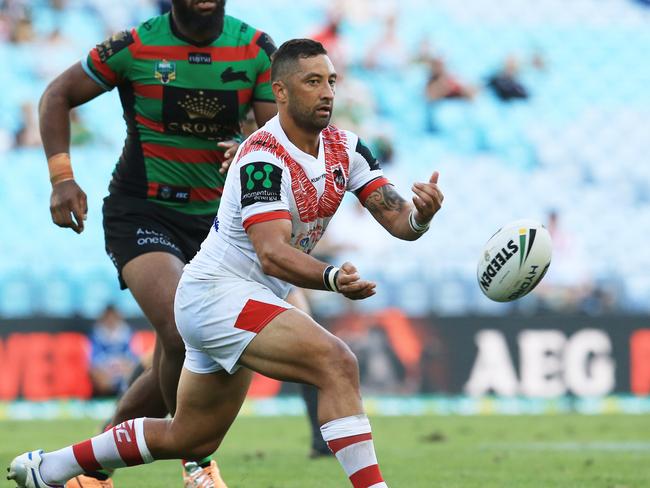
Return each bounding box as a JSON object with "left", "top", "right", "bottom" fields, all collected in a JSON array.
[{"left": 477, "top": 219, "right": 552, "bottom": 302}]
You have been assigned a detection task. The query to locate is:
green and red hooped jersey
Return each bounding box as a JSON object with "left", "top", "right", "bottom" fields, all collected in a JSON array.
[{"left": 82, "top": 13, "right": 276, "bottom": 215}]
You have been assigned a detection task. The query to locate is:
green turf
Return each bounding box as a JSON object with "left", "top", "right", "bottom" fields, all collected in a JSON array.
[{"left": 2, "top": 414, "right": 649, "bottom": 487}]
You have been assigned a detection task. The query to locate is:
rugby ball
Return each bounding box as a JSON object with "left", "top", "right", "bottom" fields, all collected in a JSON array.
[{"left": 477, "top": 219, "right": 552, "bottom": 302}]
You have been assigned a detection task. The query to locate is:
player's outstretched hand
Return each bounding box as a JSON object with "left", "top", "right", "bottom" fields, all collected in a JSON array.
[
  {"left": 218, "top": 140, "right": 240, "bottom": 174},
  {"left": 50, "top": 179, "right": 88, "bottom": 234},
  {"left": 336, "top": 262, "right": 376, "bottom": 300},
  {"left": 411, "top": 170, "right": 444, "bottom": 224}
]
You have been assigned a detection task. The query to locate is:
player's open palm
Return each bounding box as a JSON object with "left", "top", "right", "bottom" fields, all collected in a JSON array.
[
  {"left": 336, "top": 262, "right": 376, "bottom": 300},
  {"left": 411, "top": 170, "right": 444, "bottom": 223},
  {"left": 50, "top": 179, "right": 88, "bottom": 234}
]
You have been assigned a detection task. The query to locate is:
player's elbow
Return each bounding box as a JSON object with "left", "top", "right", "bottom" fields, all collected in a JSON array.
[
  {"left": 39, "top": 77, "right": 71, "bottom": 114},
  {"left": 257, "top": 247, "right": 282, "bottom": 278}
]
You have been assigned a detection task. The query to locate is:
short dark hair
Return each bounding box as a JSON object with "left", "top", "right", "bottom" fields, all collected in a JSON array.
[{"left": 271, "top": 38, "right": 328, "bottom": 82}]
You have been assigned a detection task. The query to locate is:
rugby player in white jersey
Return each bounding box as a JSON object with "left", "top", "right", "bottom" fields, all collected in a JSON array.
[{"left": 8, "top": 39, "right": 443, "bottom": 488}]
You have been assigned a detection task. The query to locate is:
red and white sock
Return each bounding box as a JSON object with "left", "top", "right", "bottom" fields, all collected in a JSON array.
[
  {"left": 39, "top": 418, "right": 153, "bottom": 485},
  {"left": 321, "top": 414, "right": 388, "bottom": 488}
]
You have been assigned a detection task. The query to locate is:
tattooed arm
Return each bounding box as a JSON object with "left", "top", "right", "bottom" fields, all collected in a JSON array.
[{"left": 363, "top": 172, "right": 444, "bottom": 241}]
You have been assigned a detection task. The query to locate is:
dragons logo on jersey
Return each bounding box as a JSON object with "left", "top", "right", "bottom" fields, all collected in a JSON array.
[
  {"left": 331, "top": 163, "right": 346, "bottom": 194},
  {"left": 162, "top": 87, "right": 239, "bottom": 140},
  {"left": 240, "top": 162, "right": 283, "bottom": 208},
  {"left": 154, "top": 59, "right": 176, "bottom": 84}
]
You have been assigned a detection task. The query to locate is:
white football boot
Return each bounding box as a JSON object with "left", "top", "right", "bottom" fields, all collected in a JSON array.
[{"left": 7, "top": 450, "right": 63, "bottom": 488}]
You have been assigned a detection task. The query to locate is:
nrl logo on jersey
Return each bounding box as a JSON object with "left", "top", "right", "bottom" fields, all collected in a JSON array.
[{"left": 154, "top": 59, "right": 176, "bottom": 84}]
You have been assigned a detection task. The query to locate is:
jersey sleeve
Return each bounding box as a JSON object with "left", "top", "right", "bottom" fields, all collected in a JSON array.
[
  {"left": 82, "top": 29, "right": 135, "bottom": 91},
  {"left": 238, "top": 152, "right": 291, "bottom": 230},
  {"left": 347, "top": 136, "right": 390, "bottom": 204},
  {"left": 252, "top": 31, "right": 276, "bottom": 102}
]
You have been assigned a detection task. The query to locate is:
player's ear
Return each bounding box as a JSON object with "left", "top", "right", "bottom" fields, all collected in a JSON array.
[{"left": 272, "top": 80, "right": 288, "bottom": 104}]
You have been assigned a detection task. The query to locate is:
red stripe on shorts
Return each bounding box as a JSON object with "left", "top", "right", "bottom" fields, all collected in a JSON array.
[
  {"left": 234, "top": 299, "right": 288, "bottom": 334},
  {"left": 72, "top": 439, "right": 103, "bottom": 473},
  {"left": 326, "top": 433, "right": 373, "bottom": 454},
  {"left": 113, "top": 420, "right": 144, "bottom": 466},
  {"left": 349, "top": 464, "right": 384, "bottom": 488}
]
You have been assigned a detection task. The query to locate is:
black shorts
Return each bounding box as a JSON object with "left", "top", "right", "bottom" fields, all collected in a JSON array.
[{"left": 103, "top": 193, "right": 214, "bottom": 289}]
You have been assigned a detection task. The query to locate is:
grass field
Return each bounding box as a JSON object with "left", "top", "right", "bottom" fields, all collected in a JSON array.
[{"left": 2, "top": 414, "right": 649, "bottom": 487}]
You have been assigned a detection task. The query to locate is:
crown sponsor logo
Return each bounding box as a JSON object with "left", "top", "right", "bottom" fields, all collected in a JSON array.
[
  {"left": 177, "top": 91, "right": 226, "bottom": 119},
  {"left": 162, "top": 87, "right": 239, "bottom": 140}
]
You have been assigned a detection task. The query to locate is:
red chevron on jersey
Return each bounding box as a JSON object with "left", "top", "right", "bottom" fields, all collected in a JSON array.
[{"left": 320, "top": 126, "right": 349, "bottom": 218}]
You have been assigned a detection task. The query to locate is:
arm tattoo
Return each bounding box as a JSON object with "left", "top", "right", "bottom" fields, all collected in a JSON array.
[{"left": 364, "top": 184, "right": 406, "bottom": 218}]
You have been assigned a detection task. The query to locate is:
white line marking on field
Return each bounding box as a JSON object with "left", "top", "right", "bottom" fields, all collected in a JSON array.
[{"left": 481, "top": 442, "right": 650, "bottom": 452}]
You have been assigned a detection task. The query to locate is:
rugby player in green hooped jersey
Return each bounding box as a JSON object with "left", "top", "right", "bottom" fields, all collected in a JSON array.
[{"left": 38, "top": 1, "right": 322, "bottom": 487}]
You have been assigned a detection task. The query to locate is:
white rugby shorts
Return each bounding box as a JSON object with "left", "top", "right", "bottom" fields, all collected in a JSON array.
[{"left": 174, "top": 267, "right": 293, "bottom": 374}]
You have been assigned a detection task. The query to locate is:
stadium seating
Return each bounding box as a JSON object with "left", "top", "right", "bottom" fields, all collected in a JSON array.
[{"left": 1, "top": 0, "right": 649, "bottom": 317}]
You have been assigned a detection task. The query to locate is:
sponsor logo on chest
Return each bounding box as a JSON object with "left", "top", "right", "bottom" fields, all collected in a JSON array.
[{"left": 188, "top": 52, "right": 211, "bottom": 64}]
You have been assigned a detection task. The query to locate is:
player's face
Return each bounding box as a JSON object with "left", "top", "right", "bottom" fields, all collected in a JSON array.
[
  {"left": 172, "top": 0, "right": 225, "bottom": 29},
  {"left": 287, "top": 54, "right": 337, "bottom": 132}
]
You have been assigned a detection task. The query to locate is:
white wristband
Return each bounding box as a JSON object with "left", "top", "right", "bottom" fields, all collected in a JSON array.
[
  {"left": 408, "top": 210, "right": 430, "bottom": 234},
  {"left": 323, "top": 265, "right": 341, "bottom": 292}
]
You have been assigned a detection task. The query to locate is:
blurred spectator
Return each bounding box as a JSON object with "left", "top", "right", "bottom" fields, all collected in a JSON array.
[
  {"left": 331, "top": 74, "right": 377, "bottom": 132},
  {"left": 364, "top": 13, "right": 407, "bottom": 71},
  {"left": 536, "top": 210, "right": 594, "bottom": 312},
  {"left": 372, "top": 135, "right": 394, "bottom": 166},
  {"left": 425, "top": 56, "right": 476, "bottom": 102},
  {"left": 88, "top": 305, "right": 138, "bottom": 397},
  {"left": 50, "top": 0, "right": 65, "bottom": 9},
  {"left": 1, "top": 0, "right": 30, "bottom": 22},
  {"left": 14, "top": 102, "right": 41, "bottom": 148},
  {"left": 9, "top": 15, "right": 33, "bottom": 44},
  {"left": 84, "top": 0, "right": 155, "bottom": 34},
  {"left": 356, "top": 325, "right": 406, "bottom": 394},
  {"left": 0, "top": 10, "right": 11, "bottom": 41},
  {"left": 36, "top": 28, "right": 80, "bottom": 80},
  {"left": 424, "top": 56, "right": 476, "bottom": 132},
  {"left": 486, "top": 55, "right": 529, "bottom": 101},
  {"left": 70, "top": 109, "right": 94, "bottom": 146},
  {"left": 311, "top": 9, "right": 348, "bottom": 72}
]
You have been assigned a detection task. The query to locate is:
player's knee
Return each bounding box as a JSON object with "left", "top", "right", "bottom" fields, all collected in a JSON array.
[
  {"left": 157, "top": 322, "right": 185, "bottom": 357},
  {"left": 321, "top": 338, "right": 359, "bottom": 386},
  {"left": 179, "top": 437, "right": 222, "bottom": 460}
]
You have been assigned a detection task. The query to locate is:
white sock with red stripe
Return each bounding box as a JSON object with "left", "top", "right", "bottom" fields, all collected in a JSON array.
[
  {"left": 38, "top": 418, "right": 153, "bottom": 485},
  {"left": 321, "top": 414, "right": 388, "bottom": 488}
]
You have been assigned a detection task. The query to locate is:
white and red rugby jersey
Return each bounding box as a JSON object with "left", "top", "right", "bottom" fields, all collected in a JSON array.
[{"left": 185, "top": 115, "right": 388, "bottom": 298}]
